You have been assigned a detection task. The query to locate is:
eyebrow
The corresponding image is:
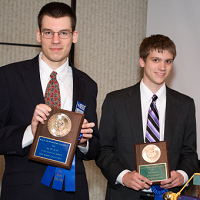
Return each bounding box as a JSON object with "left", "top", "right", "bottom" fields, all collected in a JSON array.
[
  {"left": 42, "top": 28, "right": 72, "bottom": 32},
  {"left": 151, "top": 57, "right": 173, "bottom": 60}
]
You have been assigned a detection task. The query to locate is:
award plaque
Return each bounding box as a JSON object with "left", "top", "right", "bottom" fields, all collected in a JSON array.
[
  {"left": 134, "top": 141, "right": 170, "bottom": 185},
  {"left": 29, "top": 107, "right": 84, "bottom": 169}
]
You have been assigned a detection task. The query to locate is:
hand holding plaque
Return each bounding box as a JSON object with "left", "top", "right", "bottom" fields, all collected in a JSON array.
[
  {"left": 29, "top": 107, "right": 84, "bottom": 169},
  {"left": 134, "top": 141, "right": 170, "bottom": 185}
]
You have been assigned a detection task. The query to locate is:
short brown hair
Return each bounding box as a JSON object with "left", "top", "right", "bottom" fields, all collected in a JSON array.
[
  {"left": 38, "top": 2, "right": 77, "bottom": 31},
  {"left": 139, "top": 34, "right": 176, "bottom": 62}
]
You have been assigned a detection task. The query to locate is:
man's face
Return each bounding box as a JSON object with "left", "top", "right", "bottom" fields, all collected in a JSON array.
[
  {"left": 36, "top": 15, "right": 78, "bottom": 69},
  {"left": 140, "top": 49, "right": 173, "bottom": 92}
]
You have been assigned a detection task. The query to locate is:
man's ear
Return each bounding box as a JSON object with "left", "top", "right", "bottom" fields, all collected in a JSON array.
[
  {"left": 72, "top": 30, "right": 78, "bottom": 44},
  {"left": 36, "top": 29, "right": 41, "bottom": 43},
  {"left": 140, "top": 57, "right": 145, "bottom": 68}
]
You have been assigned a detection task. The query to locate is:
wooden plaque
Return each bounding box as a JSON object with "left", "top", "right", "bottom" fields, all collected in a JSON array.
[
  {"left": 29, "top": 107, "right": 84, "bottom": 169},
  {"left": 134, "top": 141, "right": 170, "bottom": 185}
]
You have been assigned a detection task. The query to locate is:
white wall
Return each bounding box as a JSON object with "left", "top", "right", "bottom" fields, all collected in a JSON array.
[{"left": 147, "top": 0, "right": 200, "bottom": 158}]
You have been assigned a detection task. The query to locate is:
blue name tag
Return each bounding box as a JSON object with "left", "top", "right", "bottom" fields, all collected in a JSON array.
[
  {"left": 75, "top": 101, "right": 86, "bottom": 114},
  {"left": 75, "top": 102, "right": 86, "bottom": 140}
]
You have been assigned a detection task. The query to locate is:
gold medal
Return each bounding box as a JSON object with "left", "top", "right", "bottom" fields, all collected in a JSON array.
[
  {"left": 142, "top": 144, "right": 161, "bottom": 163},
  {"left": 48, "top": 113, "right": 71, "bottom": 137}
]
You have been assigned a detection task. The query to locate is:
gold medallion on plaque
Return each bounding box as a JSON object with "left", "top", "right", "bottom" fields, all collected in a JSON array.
[
  {"left": 142, "top": 144, "right": 161, "bottom": 163},
  {"left": 48, "top": 113, "right": 71, "bottom": 137}
]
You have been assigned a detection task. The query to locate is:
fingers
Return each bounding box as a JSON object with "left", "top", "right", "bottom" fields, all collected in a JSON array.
[
  {"left": 79, "top": 119, "right": 95, "bottom": 145},
  {"left": 160, "top": 171, "right": 184, "bottom": 189},
  {"left": 122, "top": 171, "right": 152, "bottom": 191},
  {"left": 81, "top": 119, "right": 94, "bottom": 135},
  {"left": 32, "top": 104, "right": 51, "bottom": 124},
  {"left": 31, "top": 104, "right": 51, "bottom": 136},
  {"left": 81, "top": 119, "right": 95, "bottom": 130},
  {"left": 138, "top": 174, "right": 152, "bottom": 190},
  {"left": 160, "top": 177, "right": 175, "bottom": 189}
]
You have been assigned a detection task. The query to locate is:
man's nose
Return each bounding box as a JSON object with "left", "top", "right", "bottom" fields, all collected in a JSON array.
[
  {"left": 52, "top": 32, "right": 61, "bottom": 43},
  {"left": 159, "top": 62, "right": 166, "bottom": 70}
]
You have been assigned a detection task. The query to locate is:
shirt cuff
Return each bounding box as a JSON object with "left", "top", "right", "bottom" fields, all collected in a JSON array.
[
  {"left": 116, "top": 169, "right": 131, "bottom": 185},
  {"left": 177, "top": 170, "right": 188, "bottom": 185},
  {"left": 22, "top": 125, "right": 34, "bottom": 148},
  {"left": 77, "top": 140, "right": 89, "bottom": 154}
]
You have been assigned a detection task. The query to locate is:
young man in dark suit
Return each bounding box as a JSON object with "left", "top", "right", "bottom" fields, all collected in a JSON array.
[
  {"left": 96, "top": 34, "right": 198, "bottom": 200},
  {"left": 0, "top": 2, "right": 100, "bottom": 200}
]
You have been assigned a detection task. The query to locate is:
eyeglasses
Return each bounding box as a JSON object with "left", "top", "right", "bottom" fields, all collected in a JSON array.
[{"left": 41, "top": 29, "right": 73, "bottom": 39}]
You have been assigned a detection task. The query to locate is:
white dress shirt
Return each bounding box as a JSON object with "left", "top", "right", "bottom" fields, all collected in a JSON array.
[
  {"left": 22, "top": 52, "right": 88, "bottom": 153},
  {"left": 140, "top": 80, "right": 166, "bottom": 142},
  {"left": 116, "top": 80, "right": 188, "bottom": 187}
]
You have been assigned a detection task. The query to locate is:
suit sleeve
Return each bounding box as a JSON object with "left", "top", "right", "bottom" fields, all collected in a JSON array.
[
  {"left": 0, "top": 67, "right": 26, "bottom": 156},
  {"left": 176, "top": 99, "right": 198, "bottom": 178},
  {"left": 76, "top": 82, "right": 101, "bottom": 161},
  {"left": 96, "top": 94, "right": 127, "bottom": 188}
]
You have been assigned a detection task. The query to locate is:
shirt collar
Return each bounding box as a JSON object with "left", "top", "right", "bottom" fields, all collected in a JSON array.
[
  {"left": 39, "top": 52, "right": 70, "bottom": 82},
  {"left": 140, "top": 79, "right": 166, "bottom": 104}
]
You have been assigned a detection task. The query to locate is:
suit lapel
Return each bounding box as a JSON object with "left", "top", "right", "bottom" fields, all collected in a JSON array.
[
  {"left": 164, "top": 87, "right": 180, "bottom": 148},
  {"left": 71, "top": 64, "right": 85, "bottom": 112},
  {"left": 20, "top": 56, "right": 44, "bottom": 106},
  {"left": 21, "top": 58, "right": 85, "bottom": 111},
  {"left": 124, "top": 84, "right": 180, "bottom": 147},
  {"left": 125, "top": 83, "right": 144, "bottom": 143}
]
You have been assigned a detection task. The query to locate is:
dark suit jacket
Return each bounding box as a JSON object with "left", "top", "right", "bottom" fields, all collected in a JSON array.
[
  {"left": 96, "top": 82, "right": 198, "bottom": 200},
  {"left": 0, "top": 55, "right": 100, "bottom": 200}
]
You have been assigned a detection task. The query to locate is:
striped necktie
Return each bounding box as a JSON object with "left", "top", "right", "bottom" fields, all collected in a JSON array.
[{"left": 145, "top": 94, "right": 159, "bottom": 143}]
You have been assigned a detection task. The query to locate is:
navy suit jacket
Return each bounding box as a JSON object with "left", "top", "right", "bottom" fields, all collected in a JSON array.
[
  {"left": 96, "top": 82, "right": 198, "bottom": 200},
  {"left": 0, "top": 55, "right": 100, "bottom": 200}
]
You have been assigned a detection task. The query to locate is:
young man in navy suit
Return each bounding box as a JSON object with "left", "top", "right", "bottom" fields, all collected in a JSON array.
[
  {"left": 0, "top": 2, "right": 100, "bottom": 200},
  {"left": 96, "top": 34, "right": 198, "bottom": 200}
]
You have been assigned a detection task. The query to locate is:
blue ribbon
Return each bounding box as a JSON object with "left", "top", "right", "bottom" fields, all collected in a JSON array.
[
  {"left": 52, "top": 167, "right": 65, "bottom": 190},
  {"left": 41, "top": 165, "right": 56, "bottom": 187},
  {"left": 41, "top": 102, "right": 86, "bottom": 191},
  {"left": 151, "top": 185, "right": 168, "bottom": 200},
  {"left": 41, "top": 156, "right": 76, "bottom": 191},
  {"left": 64, "top": 156, "right": 75, "bottom": 191}
]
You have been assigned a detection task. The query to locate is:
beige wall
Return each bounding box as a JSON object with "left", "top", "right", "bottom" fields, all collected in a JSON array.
[
  {"left": 75, "top": 1, "right": 147, "bottom": 198},
  {"left": 0, "top": 0, "right": 147, "bottom": 199}
]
